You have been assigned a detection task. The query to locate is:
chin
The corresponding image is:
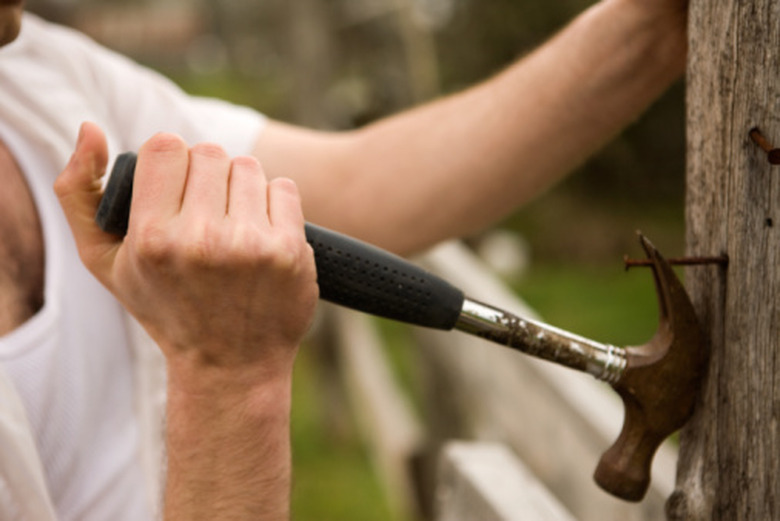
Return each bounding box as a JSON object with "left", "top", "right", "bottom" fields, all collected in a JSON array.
[{"left": 0, "top": 6, "right": 22, "bottom": 47}]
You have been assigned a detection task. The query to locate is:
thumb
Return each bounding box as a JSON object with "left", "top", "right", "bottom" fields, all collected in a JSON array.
[{"left": 54, "top": 121, "right": 118, "bottom": 282}]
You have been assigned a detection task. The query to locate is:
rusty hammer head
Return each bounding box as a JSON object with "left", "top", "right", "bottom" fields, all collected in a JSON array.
[{"left": 593, "top": 234, "right": 708, "bottom": 501}]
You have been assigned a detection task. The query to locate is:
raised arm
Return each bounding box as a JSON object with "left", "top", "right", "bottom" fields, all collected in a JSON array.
[
  {"left": 253, "top": 0, "right": 687, "bottom": 255},
  {"left": 55, "top": 122, "right": 318, "bottom": 521}
]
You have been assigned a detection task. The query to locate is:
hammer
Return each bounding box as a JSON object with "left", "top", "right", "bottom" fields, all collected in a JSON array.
[{"left": 97, "top": 152, "right": 707, "bottom": 501}]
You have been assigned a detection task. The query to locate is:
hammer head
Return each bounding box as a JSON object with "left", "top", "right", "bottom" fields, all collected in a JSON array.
[{"left": 593, "top": 235, "right": 708, "bottom": 501}]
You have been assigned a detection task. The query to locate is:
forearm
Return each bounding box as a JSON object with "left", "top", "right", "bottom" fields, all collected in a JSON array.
[
  {"left": 163, "top": 365, "right": 293, "bottom": 521},
  {"left": 255, "top": 0, "right": 686, "bottom": 254}
]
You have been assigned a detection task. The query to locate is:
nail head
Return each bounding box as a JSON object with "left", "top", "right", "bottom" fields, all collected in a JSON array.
[{"left": 768, "top": 149, "right": 780, "bottom": 165}]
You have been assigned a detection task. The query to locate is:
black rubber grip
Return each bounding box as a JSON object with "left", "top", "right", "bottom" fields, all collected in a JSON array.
[
  {"left": 95, "top": 152, "right": 136, "bottom": 236},
  {"left": 304, "top": 222, "right": 464, "bottom": 329},
  {"left": 96, "top": 152, "right": 465, "bottom": 330}
]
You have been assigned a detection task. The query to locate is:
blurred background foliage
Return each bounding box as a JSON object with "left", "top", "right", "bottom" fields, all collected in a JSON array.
[{"left": 26, "top": 1, "right": 686, "bottom": 519}]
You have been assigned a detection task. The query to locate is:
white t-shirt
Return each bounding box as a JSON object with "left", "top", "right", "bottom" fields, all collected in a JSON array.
[{"left": 0, "top": 13, "right": 265, "bottom": 520}]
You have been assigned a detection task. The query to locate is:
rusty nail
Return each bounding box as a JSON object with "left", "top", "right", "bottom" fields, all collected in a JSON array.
[
  {"left": 749, "top": 128, "right": 780, "bottom": 165},
  {"left": 623, "top": 254, "right": 729, "bottom": 271}
]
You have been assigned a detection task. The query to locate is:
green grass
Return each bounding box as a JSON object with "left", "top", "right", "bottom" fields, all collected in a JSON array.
[
  {"left": 512, "top": 262, "right": 664, "bottom": 348},
  {"left": 290, "top": 346, "right": 397, "bottom": 521}
]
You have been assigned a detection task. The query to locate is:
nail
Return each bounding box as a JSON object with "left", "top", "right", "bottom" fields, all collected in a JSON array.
[
  {"left": 749, "top": 128, "right": 780, "bottom": 165},
  {"left": 623, "top": 254, "right": 729, "bottom": 271},
  {"left": 77, "top": 122, "right": 89, "bottom": 146}
]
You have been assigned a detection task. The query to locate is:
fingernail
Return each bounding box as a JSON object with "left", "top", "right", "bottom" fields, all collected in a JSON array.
[
  {"left": 66, "top": 124, "right": 87, "bottom": 169},
  {"left": 76, "top": 122, "right": 87, "bottom": 147}
]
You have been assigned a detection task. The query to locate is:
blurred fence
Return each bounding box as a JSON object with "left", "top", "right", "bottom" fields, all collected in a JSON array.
[{"left": 311, "top": 238, "right": 677, "bottom": 520}]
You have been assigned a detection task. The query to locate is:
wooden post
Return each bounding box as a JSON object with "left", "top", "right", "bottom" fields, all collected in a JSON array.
[{"left": 668, "top": 1, "right": 779, "bottom": 519}]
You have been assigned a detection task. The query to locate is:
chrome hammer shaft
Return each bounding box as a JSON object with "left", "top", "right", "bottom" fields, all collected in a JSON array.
[{"left": 456, "top": 298, "right": 627, "bottom": 383}]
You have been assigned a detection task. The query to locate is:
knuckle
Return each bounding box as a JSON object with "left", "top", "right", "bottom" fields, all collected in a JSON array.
[
  {"left": 232, "top": 155, "right": 262, "bottom": 171},
  {"left": 230, "top": 229, "right": 296, "bottom": 270},
  {"left": 181, "top": 240, "right": 212, "bottom": 267},
  {"left": 52, "top": 174, "right": 73, "bottom": 200},
  {"left": 191, "top": 142, "right": 229, "bottom": 162},
  {"left": 132, "top": 219, "right": 224, "bottom": 268},
  {"left": 225, "top": 228, "right": 270, "bottom": 267},
  {"left": 132, "top": 223, "right": 174, "bottom": 263},
  {"left": 266, "top": 232, "right": 307, "bottom": 272},
  {"left": 270, "top": 177, "right": 300, "bottom": 198},
  {"left": 223, "top": 225, "right": 314, "bottom": 276},
  {"left": 52, "top": 172, "right": 69, "bottom": 195},
  {"left": 180, "top": 221, "right": 223, "bottom": 266},
  {"left": 141, "top": 133, "right": 188, "bottom": 156},
  {"left": 231, "top": 224, "right": 264, "bottom": 256}
]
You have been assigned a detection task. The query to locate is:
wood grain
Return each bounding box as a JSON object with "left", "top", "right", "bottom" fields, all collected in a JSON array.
[{"left": 668, "top": 1, "right": 780, "bottom": 519}]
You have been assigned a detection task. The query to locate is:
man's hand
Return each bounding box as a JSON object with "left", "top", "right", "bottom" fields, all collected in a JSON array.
[
  {"left": 55, "top": 122, "right": 318, "bottom": 520},
  {"left": 55, "top": 122, "right": 318, "bottom": 384}
]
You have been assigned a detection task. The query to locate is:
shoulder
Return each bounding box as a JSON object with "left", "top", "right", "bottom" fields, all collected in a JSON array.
[
  {"left": 6, "top": 13, "right": 170, "bottom": 129},
  {"left": 16, "top": 12, "right": 189, "bottom": 95},
  {"left": 12, "top": 13, "right": 142, "bottom": 86},
  {"left": 16, "top": 13, "right": 98, "bottom": 59}
]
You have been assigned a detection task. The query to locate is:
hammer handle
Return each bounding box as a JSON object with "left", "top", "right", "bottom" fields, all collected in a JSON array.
[
  {"left": 96, "top": 152, "right": 465, "bottom": 330},
  {"left": 95, "top": 154, "right": 661, "bottom": 503}
]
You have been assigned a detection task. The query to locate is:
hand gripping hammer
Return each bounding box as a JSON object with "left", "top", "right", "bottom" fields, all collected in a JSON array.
[{"left": 97, "top": 152, "right": 708, "bottom": 501}]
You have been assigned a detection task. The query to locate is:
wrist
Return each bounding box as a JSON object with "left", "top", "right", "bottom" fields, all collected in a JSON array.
[
  {"left": 162, "top": 336, "right": 298, "bottom": 391},
  {"left": 165, "top": 352, "right": 296, "bottom": 418},
  {"left": 164, "top": 361, "right": 294, "bottom": 521}
]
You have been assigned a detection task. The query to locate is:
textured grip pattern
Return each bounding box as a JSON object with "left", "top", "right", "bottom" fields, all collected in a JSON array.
[
  {"left": 306, "top": 224, "right": 463, "bottom": 330},
  {"left": 96, "top": 152, "right": 464, "bottom": 330}
]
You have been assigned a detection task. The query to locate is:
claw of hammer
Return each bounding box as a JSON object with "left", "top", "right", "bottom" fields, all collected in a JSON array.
[
  {"left": 593, "top": 234, "right": 708, "bottom": 501},
  {"left": 455, "top": 234, "right": 708, "bottom": 501}
]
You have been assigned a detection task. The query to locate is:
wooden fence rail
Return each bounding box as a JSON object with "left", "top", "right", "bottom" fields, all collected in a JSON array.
[
  {"left": 316, "top": 238, "right": 678, "bottom": 520},
  {"left": 435, "top": 441, "right": 577, "bottom": 521}
]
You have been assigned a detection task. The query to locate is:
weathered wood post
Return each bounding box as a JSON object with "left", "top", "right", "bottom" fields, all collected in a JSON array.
[{"left": 668, "top": 1, "right": 779, "bottom": 519}]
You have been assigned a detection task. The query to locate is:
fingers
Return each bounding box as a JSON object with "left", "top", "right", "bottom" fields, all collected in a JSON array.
[
  {"left": 59, "top": 125, "right": 306, "bottom": 269},
  {"left": 54, "top": 121, "right": 115, "bottom": 277},
  {"left": 226, "top": 158, "right": 305, "bottom": 238},
  {"left": 131, "top": 133, "right": 303, "bottom": 237},
  {"left": 131, "top": 134, "right": 190, "bottom": 232},
  {"left": 180, "top": 143, "right": 231, "bottom": 219},
  {"left": 267, "top": 178, "right": 305, "bottom": 233},
  {"left": 226, "top": 156, "right": 268, "bottom": 224},
  {"left": 133, "top": 140, "right": 242, "bottom": 230}
]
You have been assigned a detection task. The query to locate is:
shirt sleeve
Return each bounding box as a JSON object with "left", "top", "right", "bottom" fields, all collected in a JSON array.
[{"left": 53, "top": 19, "right": 267, "bottom": 157}]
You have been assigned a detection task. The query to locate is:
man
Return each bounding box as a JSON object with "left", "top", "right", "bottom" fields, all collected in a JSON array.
[{"left": 0, "top": 0, "right": 687, "bottom": 519}]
